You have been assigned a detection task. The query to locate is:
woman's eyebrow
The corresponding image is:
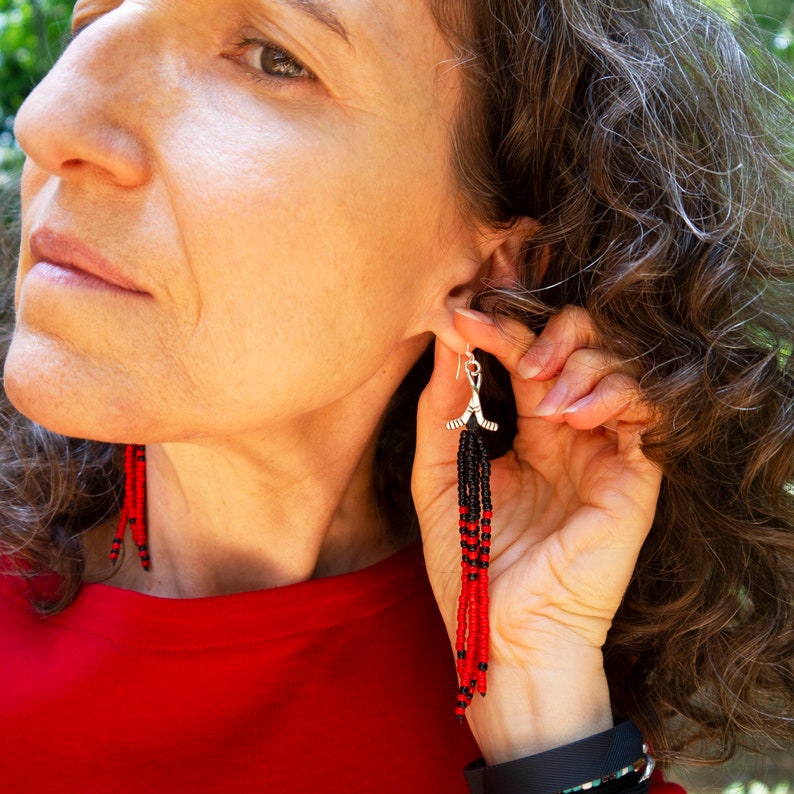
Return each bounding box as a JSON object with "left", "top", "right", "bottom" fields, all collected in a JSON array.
[{"left": 275, "top": 0, "right": 352, "bottom": 45}]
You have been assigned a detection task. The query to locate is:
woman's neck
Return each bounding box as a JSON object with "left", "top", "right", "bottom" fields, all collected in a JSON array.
[{"left": 83, "top": 345, "right": 425, "bottom": 598}]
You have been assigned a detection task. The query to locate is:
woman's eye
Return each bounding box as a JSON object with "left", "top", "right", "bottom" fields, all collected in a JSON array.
[{"left": 238, "top": 39, "right": 313, "bottom": 80}]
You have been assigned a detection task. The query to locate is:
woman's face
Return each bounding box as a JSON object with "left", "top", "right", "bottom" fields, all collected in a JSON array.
[{"left": 7, "top": 0, "right": 478, "bottom": 442}]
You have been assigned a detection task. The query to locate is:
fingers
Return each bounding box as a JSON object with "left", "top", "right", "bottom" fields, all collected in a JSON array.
[
  {"left": 562, "top": 372, "right": 652, "bottom": 429},
  {"left": 534, "top": 347, "right": 617, "bottom": 417},
  {"left": 452, "top": 306, "right": 650, "bottom": 431},
  {"left": 515, "top": 306, "right": 597, "bottom": 380},
  {"left": 454, "top": 308, "right": 535, "bottom": 371},
  {"left": 454, "top": 305, "right": 600, "bottom": 383}
]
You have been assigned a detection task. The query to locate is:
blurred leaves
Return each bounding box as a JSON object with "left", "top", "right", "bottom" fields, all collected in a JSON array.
[
  {"left": 707, "top": 0, "right": 794, "bottom": 64},
  {"left": 0, "top": 0, "right": 72, "bottom": 178}
]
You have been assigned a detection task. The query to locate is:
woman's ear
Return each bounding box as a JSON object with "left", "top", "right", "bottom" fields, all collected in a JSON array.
[
  {"left": 484, "top": 216, "right": 543, "bottom": 286},
  {"left": 431, "top": 216, "right": 542, "bottom": 353}
]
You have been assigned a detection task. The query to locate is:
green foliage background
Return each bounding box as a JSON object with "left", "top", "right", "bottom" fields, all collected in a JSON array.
[
  {"left": 0, "top": 0, "right": 792, "bottom": 181},
  {"left": 0, "top": 0, "right": 71, "bottom": 177}
]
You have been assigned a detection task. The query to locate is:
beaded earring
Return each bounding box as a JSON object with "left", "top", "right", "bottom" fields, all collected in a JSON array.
[
  {"left": 110, "top": 444, "right": 150, "bottom": 571},
  {"left": 446, "top": 347, "right": 498, "bottom": 719}
]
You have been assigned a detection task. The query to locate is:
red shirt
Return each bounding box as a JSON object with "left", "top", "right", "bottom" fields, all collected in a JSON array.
[{"left": 0, "top": 545, "right": 480, "bottom": 792}]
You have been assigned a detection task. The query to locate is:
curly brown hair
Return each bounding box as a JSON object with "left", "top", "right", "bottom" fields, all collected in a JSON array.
[{"left": 1, "top": 0, "right": 793, "bottom": 769}]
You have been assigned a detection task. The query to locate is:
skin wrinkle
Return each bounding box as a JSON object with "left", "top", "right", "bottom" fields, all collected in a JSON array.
[{"left": 278, "top": 0, "right": 352, "bottom": 44}]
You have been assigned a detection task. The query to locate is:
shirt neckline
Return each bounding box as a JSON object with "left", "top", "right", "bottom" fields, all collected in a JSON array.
[{"left": 2, "top": 543, "right": 431, "bottom": 651}]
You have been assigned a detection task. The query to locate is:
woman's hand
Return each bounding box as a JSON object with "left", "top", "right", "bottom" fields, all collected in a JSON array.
[{"left": 413, "top": 306, "right": 662, "bottom": 764}]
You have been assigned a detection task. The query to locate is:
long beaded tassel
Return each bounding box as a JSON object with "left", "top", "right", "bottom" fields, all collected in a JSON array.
[
  {"left": 110, "top": 444, "right": 150, "bottom": 571},
  {"left": 454, "top": 416, "right": 493, "bottom": 719},
  {"left": 446, "top": 349, "right": 498, "bottom": 720}
]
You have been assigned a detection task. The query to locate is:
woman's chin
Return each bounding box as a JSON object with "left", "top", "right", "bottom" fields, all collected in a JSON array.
[{"left": 3, "top": 333, "right": 143, "bottom": 443}]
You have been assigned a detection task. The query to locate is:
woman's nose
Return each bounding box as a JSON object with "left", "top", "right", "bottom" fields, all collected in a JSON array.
[{"left": 14, "top": 16, "right": 153, "bottom": 188}]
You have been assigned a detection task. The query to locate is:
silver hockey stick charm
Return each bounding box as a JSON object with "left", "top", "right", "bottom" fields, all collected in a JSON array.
[{"left": 445, "top": 349, "right": 499, "bottom": 432}]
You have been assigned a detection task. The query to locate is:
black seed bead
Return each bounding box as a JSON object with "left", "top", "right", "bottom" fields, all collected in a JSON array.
[
  {"left": 478, "top": 662, "right": 488, "bottom": 671},
  {"left": 457, "top": 650, "right": 466, "bottom": 659},
  {"left": 468, "top": 573, "right": 478, "bottom": 581}
]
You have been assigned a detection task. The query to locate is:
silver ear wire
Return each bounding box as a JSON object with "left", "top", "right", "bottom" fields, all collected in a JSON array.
[{"left": 455, "top": 344, "right": 471, "bottom": 382}]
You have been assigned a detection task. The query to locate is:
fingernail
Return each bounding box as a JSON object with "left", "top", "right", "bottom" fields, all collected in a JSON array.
[
  {"left": 533, "top": 400, "right": 556, "bottom": 417},
  {"left": 517, "top": 356, "right": 542, "bottom": 379},
  {"left": 455, "top": 308, "right": 494, "bottom": 325},
  {"left": 534, "top": 383, "right": 568, "bottom": 416},
  {"left": 562, "top": 394, "right": 595, "bottom": 414}
]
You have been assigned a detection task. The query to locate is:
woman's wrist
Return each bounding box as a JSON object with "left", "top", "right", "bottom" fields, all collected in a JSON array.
[{"left": 464, "top": 654, "right": 613, "bottom": 765}]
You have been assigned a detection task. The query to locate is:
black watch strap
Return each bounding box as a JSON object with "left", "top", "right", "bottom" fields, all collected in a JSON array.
[{"left": 464, "top": 720, "right": 648, "bottom": 794}]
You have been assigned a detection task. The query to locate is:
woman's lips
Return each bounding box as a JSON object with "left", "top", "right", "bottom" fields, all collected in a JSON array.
[{"left": 28, "top": 229, "right": 149, "bottom": 295}]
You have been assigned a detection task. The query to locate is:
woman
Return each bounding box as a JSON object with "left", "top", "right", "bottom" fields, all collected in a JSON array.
[{"left": 0, "top": 0, "right": 791, "bottom": 791}]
